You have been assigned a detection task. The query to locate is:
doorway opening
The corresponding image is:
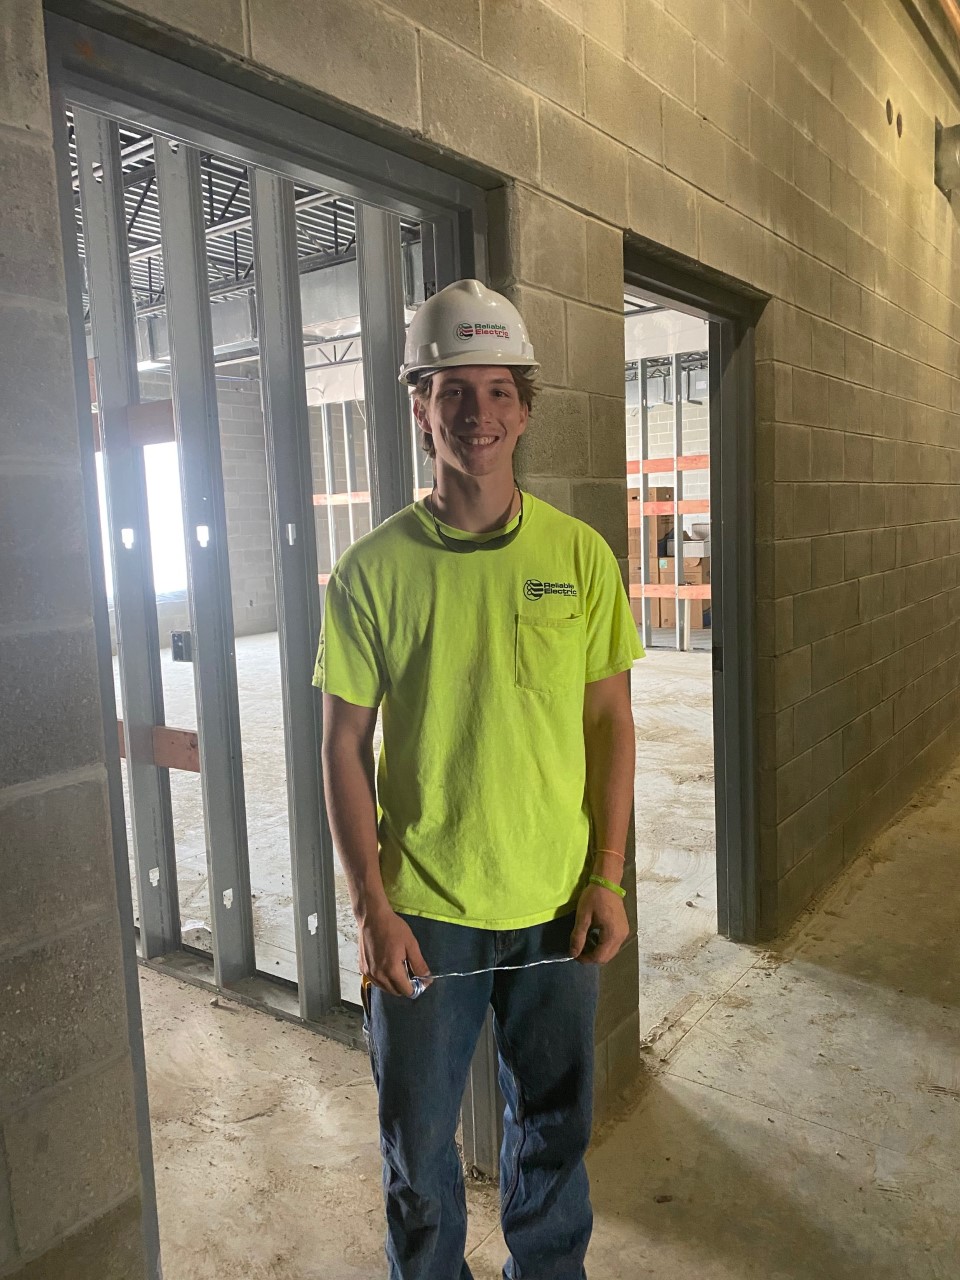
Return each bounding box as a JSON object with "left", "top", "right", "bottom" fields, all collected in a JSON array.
[{"left": 624, "top": 249, "right": 764, "bottom": 1043}]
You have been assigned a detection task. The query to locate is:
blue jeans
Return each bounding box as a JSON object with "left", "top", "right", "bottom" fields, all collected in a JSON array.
[{"left": 363, "top": 912, "right": 600, "bottom": 1280}]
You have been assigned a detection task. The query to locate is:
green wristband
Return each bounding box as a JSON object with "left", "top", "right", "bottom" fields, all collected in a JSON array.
[{"left": 589, "top": 873, "right": 626, "bottom": 899}]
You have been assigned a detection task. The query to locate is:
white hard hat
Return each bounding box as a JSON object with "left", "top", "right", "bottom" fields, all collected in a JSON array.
[{"left": 399, "top": 278, "right": 539, "bottom": 384}]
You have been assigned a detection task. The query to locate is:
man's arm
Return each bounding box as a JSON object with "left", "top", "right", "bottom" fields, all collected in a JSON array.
[
  {"left": 569, "top": 670, "right": 635, "bottom": 964},
  {"left": 321, "top": 692, "right": 429, "bottom": 995}
]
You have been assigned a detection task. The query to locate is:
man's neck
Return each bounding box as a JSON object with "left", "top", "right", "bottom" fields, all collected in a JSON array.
[{"left": 430, "top": 471, "right": 520, "bottom": 534}]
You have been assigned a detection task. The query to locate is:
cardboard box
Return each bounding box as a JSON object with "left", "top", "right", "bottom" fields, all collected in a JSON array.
[
  {"left": 658, "top": 556, "right": 711, "bottom": 630},
  {"left": 647, "top": 487, "right": 675, "bottom": 559}
]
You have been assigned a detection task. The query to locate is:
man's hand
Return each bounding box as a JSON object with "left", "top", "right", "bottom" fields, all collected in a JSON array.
[
  {"left": 358, "top": 899, "right": 431, "bottom": 997},
  {"left": 569, "top": 883, "right": 630, "bottom": 964}
]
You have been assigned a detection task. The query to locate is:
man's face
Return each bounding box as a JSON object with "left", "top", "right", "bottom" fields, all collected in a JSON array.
[{"left": 414, "top": 366, "right": 528, "bottom": 480}]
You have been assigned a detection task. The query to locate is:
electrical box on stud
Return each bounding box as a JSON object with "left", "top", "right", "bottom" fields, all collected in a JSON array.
[{"left": 934, "top": 119, "right": 960, "bottom": 196}]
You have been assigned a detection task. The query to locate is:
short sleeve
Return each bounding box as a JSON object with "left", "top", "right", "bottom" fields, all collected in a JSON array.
[
  {"left": 584, "top": 539, "right": 645, "bottom": 683},
  {"left": 312, "top": 570, "right": 387, "bottom": 708}
]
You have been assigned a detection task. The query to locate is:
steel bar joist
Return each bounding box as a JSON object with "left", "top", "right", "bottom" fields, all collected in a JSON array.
[
  {"left": 249, "top": 169, "right": 341, "bottom": 1018},
  {"left": 74, "top": 110, "right": 180, "bottom": 959},
  {"left": 357, "top": 204, "right": 416, "bottom": 524},
  {"left": 155, "top": 136, "right": 256, "bottom": 987}
]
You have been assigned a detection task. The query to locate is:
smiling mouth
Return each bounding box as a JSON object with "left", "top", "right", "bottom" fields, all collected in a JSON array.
[{"left": 460, "top": 435, "right": 498, "bottom": 446}]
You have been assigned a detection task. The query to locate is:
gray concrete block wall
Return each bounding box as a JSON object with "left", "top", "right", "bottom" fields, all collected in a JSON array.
[
  {"left": 0, "top": 2, "right": 148, "bottom": 1275},
  {"left": 38, "top": 0, "right": 960, "bottom": 1120}
]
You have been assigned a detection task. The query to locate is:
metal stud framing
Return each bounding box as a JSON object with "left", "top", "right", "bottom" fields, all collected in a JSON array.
[
  {"left": 73, "top": 109, "right": 180, "bottom": 959},
  {"left": 671, "top": 351, "right": 690, "bottom": 653},
  {"left": 249, "top": 168, "right": 341, "bottom": 1018},
  {"left": 155, "top": 137, "right": 256, "bottom": 987},
  {"left": 356, "top": 204, "right": 416, "bottom": 522}
]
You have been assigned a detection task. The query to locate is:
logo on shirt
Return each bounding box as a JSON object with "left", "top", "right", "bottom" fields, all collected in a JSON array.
[{"left": 524, "top": 578, "right": 578, "bottom": 600}]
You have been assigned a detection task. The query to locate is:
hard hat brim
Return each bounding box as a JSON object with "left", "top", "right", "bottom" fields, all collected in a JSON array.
[{"left": 399, "top": 352, "right": 541, "bottom": 386}]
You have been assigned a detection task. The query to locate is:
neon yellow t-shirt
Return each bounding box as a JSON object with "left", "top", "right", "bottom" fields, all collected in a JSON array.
[{"left": 313, "top": 492, "right": 643, "bottom": 930}]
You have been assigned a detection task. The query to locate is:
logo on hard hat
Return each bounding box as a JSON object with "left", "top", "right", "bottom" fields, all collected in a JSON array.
[{"left": 455, "top": 320, "right": 511, "bottom": 342}]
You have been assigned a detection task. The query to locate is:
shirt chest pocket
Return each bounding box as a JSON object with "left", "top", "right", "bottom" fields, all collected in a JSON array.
[{"left": 515, "top": 614, "right": 586, "bottom": 694}]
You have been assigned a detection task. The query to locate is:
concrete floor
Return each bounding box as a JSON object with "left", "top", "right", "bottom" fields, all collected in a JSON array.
[
  {"left": 119, "top": 635, "right": 719, "bottom": 1018},
  {"left": 142, "top": 757, "right": 960, "bottom": 1278}
]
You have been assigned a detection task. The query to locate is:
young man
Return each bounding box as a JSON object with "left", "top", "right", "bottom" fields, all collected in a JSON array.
[{"left": 314, "top": 279, "right": 642, "bottom": 1280}]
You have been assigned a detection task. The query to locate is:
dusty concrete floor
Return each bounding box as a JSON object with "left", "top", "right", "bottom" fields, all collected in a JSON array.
[
  {"left": 120, "top": 637, "right": 719, "bottom": 1017},
  {"left": 144, "top": 758, "right": 960, "bottom": 1278}
]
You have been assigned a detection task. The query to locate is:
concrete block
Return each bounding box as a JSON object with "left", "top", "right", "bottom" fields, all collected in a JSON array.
[
  {"left": 540, "top": 103, "right": 629, "bottom": 226},
  {"left": 695, "top": 46, "right": 749, "bottom": 147},
  {"left": 0, "top": 626, "right": 103, "bottom": 789},
  {"left": 749, "top": 94, "right": 794, "bottom": 184},
  {"left": 794, "top": 675, "right": 858, "bottom": 754},
  {"left": 423, "top": 33, "right": 539, "bottom": 179},
  {"left": 792, "top": 370, "right": 830, "bottom": 427},
  {"left": 793, "top": 580, "right": 859, "bottom": 647},
  {"left": 249, "top": 0, "right": 419, "bottom": 131},
  {"left": 792, "top": 481, "right": 830, "bottom": 538},
  {"left": 0, "top": 132, "right": 64, "bottom": 304},
  {"left": 0, "top": 302, "right": 81, "bottom": 465},
  {"left": 0, "top": 780, "right": 115, "bottom": 954},
  {"left": 588, "top": 395, "right": 627, "bottom": 478},
  {"left": 585, "top": 38, "right": 661, "bottom": 160},
  {"left": 570, "top": 480, "right": 627, "bottom": 558},
  {"left": 543, "top": 0, "right": 582, "bottom": 22},
  {"left": 514, "top": 387, "right": 588, "bottom": 477},
  {"left": 522, "top": 476, "right": 571, "bottom": 511},
  {"left": 829, "top": 482, "right": 859, "bottom": 533},
  {"left": 4, "top": 1059, "right": 139, "bottom": 1256},
  {"left": 583, "top": 0, "right": 625, "bottom": 56},
  {"left": 510, "top": 186, "right": 588, "bottom": 299},
  {"left": 13, "top": 1195, "right": 144, "bottom": 1280},
  {"left": 776, "top": 748, "right": 812, "bottom": 820},
  {"left": 0, "top": 473, "right": 92, "bottom": 629},
  {"left": 0, "top": 920, "right": 128, "bottom": 1111},
  {"left": 811, "top": 534, "right": 844, "bottom": 588},
  {"left": 114, "top": 0, "right": 245, "bottom": 53},
  {"left": 506, "top": 284, "right": 566, "bottom": 386},
  {"left": 595, "top": 937, "right": 638, "bottom": 1041},
  {"left": 626, "top": 0, "right": 694, "bottom": 104},
  {"left": 584, "top": 219, "right": 624, "bottom": 313},
  {"left": 0, "top": 0, "right": 50, "bottom": 133},
  {"left": 387, "top": 0, "right": 481, "bottom": 52},
  {"left": 774, "top": 423, "right": 811, "bottom": 481},
  {"left": 810, "top": 317, "right": 845, "bottom": 378},
  {"left": 843, "top": 433, "right": 873, "bottom": 482},
  {"left": 774, "top": 540, "right": 812, "bottom": 597},
  {"left": 0, "top": 1156, "right": 14, "bottom": 1269},
  {"left": 774, "top": 646, "right": 812, "bottom": 710},
  {"left": 566, "top": 300, "right": 625, "bottom": 398},
  {"left": 483, "top": 0, "right": 584, "bottom": 113},
  {"left": 810, "top": 633, "right": 845, "bottom": 694},
  {"left": 794, "top": 251, "right": 832, "bottom": 317},
  {"left": 663, "top": 97, "right": 727, "bottom": 202},
  {"left": 793, "top": 135, "right": 831, "bottom": 212},
  {"left": 604, "top": 1007, "right": 640, "bottom": 1099},
  {"left": 723, "top": 4, "right": 774, "bottom": 101},
  {"left": 845, "top": 332, "right": 874, "bottom": 387},
  {"left": 809, "top": 426, "right": 844, "bottom": 482},
  {"left": 627, "top": 152, "right": 697, "bottom": 260},
  {"left": 697, "top": 194, "right": 756, "bottom": 288}
]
